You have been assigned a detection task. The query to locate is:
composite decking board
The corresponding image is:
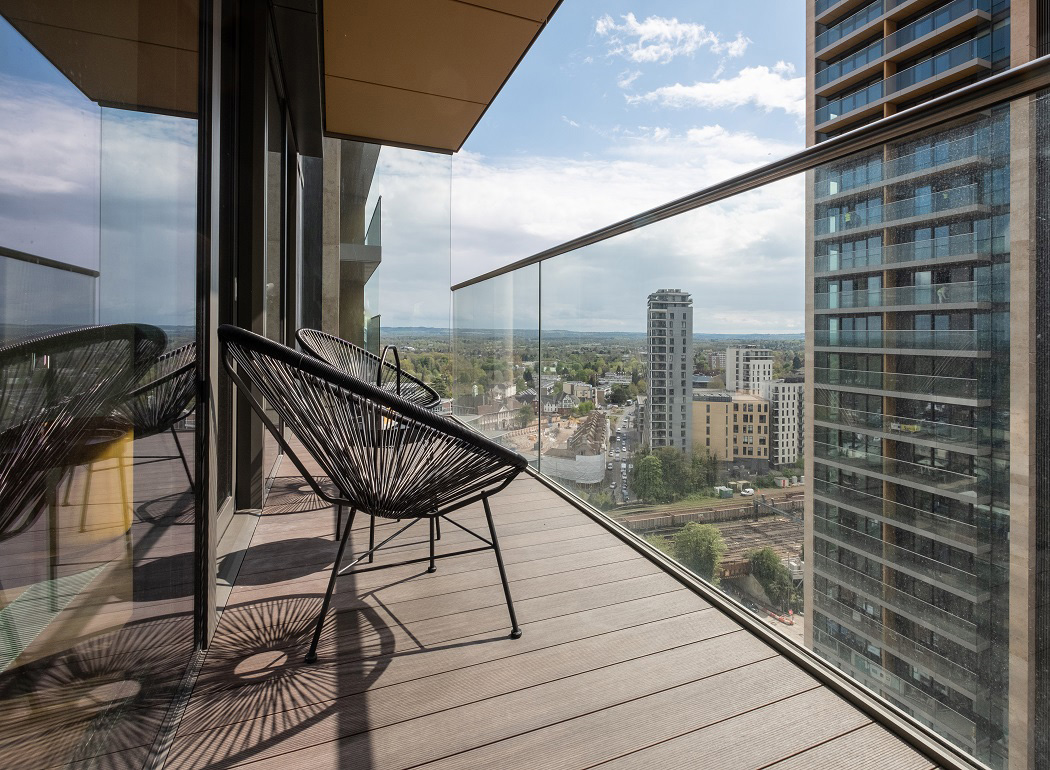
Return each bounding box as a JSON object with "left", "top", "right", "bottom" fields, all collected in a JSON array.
[
  {"left": 169, "top": 631, "right": 781, "bottom": 770},
  {"left": 182, "top": 587, "right": 710, "bottom": 730},
  {"left": 233, "top": 513, "right": 598, "bottom": 578},
  {"left": 404, "top": 657, "right": 816, "bottom": 770},
  {"left": 252, "top": 487, "right": 578, "bottom": 537},
  {"left": 223, "top": 531, "right": 624, "bottom": 599},
  {"left": 230, "top": 519, "right": 605, "bottom": 581},
  {"left": 207, "top": 572, "right": 683, "bottom": 664},
  {"left": 174, "top": 607, "right": 734, "bottom": 749},
  {"left": 589, "top": 687, "right": 871, "bottom": 770},
  {"left": 207, "top": 566, "right": 674, "bottom": 662},
  {"left": 761, "top": 722, "right": 939, "bottom": 770},
  {"left": 225, "top": 544, "right": 647, "bottom": 614},
  {"left": 169, "top": 476, "right": 948, "bottom": 770}
]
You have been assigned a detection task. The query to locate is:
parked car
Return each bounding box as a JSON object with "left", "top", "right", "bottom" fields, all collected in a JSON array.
[
  {"left": 607, "top": 462, "right": 613, "bottom": 470},
  {"left": 741, "top": 488, "right": 755, "bottom": 496}
]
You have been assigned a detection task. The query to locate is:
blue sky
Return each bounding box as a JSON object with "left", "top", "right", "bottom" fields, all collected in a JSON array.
[
  {"left": 467, "top": 1, "right": 806, "bottom": 159},
  {"left": 347, "top": 4, "right": 812, "bottom": 334},
  {"left": 443, "top": 3, "right": 809, "bottom": 334}
]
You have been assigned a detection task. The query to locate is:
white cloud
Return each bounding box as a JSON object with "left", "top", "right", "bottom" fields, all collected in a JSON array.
[
  {"left": 596, "top": 13, "right": 751, "bottom": 64},
  {"left": 344, "top": 131, "right": 806, "bottom": 333},
  {"left": 629, "top": 62, "right": 805, "bottom": 117},
  {"left": 617, "top": 70, "right": 642, "bottom": 89},
  {"left": 447, "top": 127, "right": 805, "bottom": 334},
  {"left": 561, "top": 115, "right": 580, "bottom": 128}
]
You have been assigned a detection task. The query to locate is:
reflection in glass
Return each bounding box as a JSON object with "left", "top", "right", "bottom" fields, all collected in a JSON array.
[{"left": 0, "top": 7, "right": 199, "bottom": 767}]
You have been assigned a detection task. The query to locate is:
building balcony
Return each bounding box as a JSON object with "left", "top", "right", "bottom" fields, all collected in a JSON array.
[
  {"left": 814, "top": 183, "right": 987, "bottom": 239},
  {"left": 812, "top": 404, "right": 986, "bottom": 454},
  {"left": 815, "top": 36, "right": 992, "bottom": 132},
  {"left": 812, "top": 329, "right": 994, "bottom": 356},
  {"left": 812, "top": 441, "right": 987, "bottom": 502},
  {"left": 815, "top": 0, "right": 944, "bottom": 59},
  {"left": 814, "top": 0, "right": 992, "bottom": 96},
  {"left": 149, "top": 446, "right": 968, "bottom": 769},
  {"left": 814, "top": 280, "right": 990, "bottom": 313},
  {"left": 812, "top": 592, "right": 978, "bottom": 696},
  {"left": 813, "top": 130, "right": 992, "bottom": 203},
  {"left": 811, "top": 553, "right": 981, "bottom": 650},
  {"left": 813, "top": 515, "right": 985, "bottom": 600},
  {"left": 812, "top": 366, "right": 989, "bottom": 404},
  {"left": 814, "top": 231, "right": 997, "bottom": 277},
  {"left": 812, "top": 627, "right": 977, "bottom": 749},
  {"left": 814, "top": 477, "right": 981, "bottom": 551}
]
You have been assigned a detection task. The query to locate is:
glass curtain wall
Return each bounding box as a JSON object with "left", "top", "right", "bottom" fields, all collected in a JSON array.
[
  {"left": 0, "top": 5, "right": 200, "bottom": 769},
  {"left": 450, "top": 90, "right": 1049, "bottom": 770}
]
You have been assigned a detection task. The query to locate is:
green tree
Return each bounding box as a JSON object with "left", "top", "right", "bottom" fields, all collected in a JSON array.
[
  {"left": 633, "top": 455, "right": 667, "bottom": 503},
  {"left": 672, "top": 522, "right": 726, "bottom": 581},
  {"left": 791, "top": 353, "right": 802, "bottom": 370},
  {"left": 691, "top": 447, "right": 719, "bottom": 490},
  {"left": 573, "top": 400, "right": 595, "bottom": 417},
  {"left": 748, "top": 547, "right": 794, "bottom": 610},
  {"left": 516, "top": 404, "right": 533, "bottom": 429},
  {"left": 654, "top": 447, "right": 690, "bottom": 500}
]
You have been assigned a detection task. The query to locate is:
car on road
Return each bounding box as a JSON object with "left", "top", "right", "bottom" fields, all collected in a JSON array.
[{"left": 607, "top": 462, "right": 613, "bottom": 470}]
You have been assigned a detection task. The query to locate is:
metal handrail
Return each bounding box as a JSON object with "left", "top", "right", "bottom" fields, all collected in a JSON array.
[{"left": 451, "top": 54, "right": 1050, "bottom": 292}]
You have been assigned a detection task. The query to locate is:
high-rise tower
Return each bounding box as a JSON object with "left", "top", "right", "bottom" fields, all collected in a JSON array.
[
  {"left": 805, "top": 2, "right": 1040, "bottom": 767},
  {"left": 646, "top": 290, "right": 694, "bottom": 453}
]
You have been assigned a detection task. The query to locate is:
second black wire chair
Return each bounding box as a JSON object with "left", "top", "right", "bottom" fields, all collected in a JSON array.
[
  {"left": 118, "top": 341, "right": 197, "bottom": 487},
  {"left": 296, "top": 328, "right": 441, "bottom": 410},
  {"left": 219, "top": 325, "right": 527, "bottom": 663}
]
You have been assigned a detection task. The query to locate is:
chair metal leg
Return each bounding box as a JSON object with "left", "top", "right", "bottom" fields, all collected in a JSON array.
[
  {"left": 335, "top": 504, "right": 342, "bottom": 541},
  {"left": 435, "top": 516, "right": 441, "bottom": 541},
  {"left": 427, "top": 516, "right": 437, "bottom": 573},
  {"left": 170, "top": 426, "right": 193, "bottom": 488},
  {"left": 307, "top": 507, "right": 356, "bottom": 663},
  {"left": 368, "top": 515, "right": 376, "bottom": 563},
  {"left": 482, "top": 494, "right": 521, "bottom": 639}
]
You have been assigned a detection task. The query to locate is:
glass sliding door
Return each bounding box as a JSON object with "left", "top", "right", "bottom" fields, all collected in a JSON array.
[{"left": 0, "top": 4, "right": 201, "bottom": 767}]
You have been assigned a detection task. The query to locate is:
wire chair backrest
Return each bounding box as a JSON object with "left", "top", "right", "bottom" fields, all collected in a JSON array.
[
  {"left": 221, "top": 325, "right": 524, "bottom": 519},
  {"left": 119, "top": 341, "right": 196, "bottom": 438},
  {"left": 296, "top": 328, "right": 441, "bottom": 410},
  {"left": 0, "top": 324, "right": 167, "bottom": 540}
]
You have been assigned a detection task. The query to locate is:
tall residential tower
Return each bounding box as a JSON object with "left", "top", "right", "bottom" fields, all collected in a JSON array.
[
  {"left": 646, "top": 289, "right": 694, "bottom": 453},
  {"left": 805, "top": 2, "right": 1041, "bottom": 768}
]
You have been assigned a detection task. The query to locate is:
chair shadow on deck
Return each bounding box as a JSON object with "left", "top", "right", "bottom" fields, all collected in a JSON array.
[{"left": 175, "top": 559, "right": 521, "bottom": 769}]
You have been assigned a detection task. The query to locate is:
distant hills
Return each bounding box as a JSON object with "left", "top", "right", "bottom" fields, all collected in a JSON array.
[{"left": 385, "top": 327, "right": 804, "bottom": 340}]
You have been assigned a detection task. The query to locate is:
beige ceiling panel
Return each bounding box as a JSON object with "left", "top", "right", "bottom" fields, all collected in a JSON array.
[
  {"left": 461, "top": 0, "right": 560, "bottom": 22},
  {"left": 9, "top": 19, "right": 198, "bottom": 115},
  {"left": 325, "top": 76, "right": 485, "bottom": 152},
  {"left": 324, "top": 0, "right": 540, "bottom": 105},
  {"left": 0, "top": 0, "right": 197, "bottom": 57}
]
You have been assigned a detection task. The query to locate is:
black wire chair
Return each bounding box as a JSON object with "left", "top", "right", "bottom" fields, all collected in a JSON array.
[
  {"left": 296, "top": 328, "right": 441, "bottom": 411},
  {"left": 0, "top": 324, "right": 167, "bottom": 544},
  {"left": 118, "top": 341, "right": 196, "bottom": 487},
  {"left": 219, "top": 324, "right": 527, "bottom": 663}
]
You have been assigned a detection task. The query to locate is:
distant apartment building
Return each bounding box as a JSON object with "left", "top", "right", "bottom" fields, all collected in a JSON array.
[
  {"left": 764, "top": 378, "right": 804, "bottom": 466},
  {"left": 691, "top": 390, "right": 770, "bottom": 471},
  {"left": 726, "top": 347, "right": 774, "bottom": 395},
  {"left": 645, "top": 289, "right": 693, "bottom": 452},
  {"left": 806, "top": 1, "right": 1030, "bottom": 765},
  {"left": 708, "top": 350, "right": 727, "bottom": 370},
  {"left": 562, "top": 380, "right": 595, "bottom": 400}
]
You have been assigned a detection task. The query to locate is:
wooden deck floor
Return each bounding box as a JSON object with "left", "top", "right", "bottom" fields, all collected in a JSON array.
[{"left": 168, "top": 468, "right": 943, "bottom": 770}]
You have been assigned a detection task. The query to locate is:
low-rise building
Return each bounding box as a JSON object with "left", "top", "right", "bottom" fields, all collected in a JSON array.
[{"left": 691, "top": 390, "right": 770, "bottom": 472}]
